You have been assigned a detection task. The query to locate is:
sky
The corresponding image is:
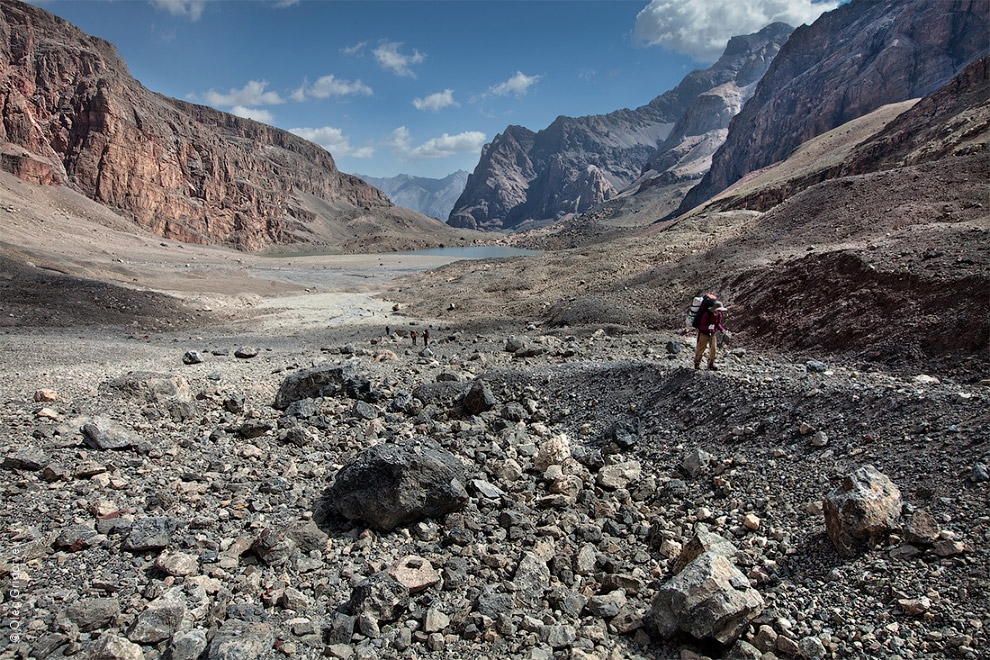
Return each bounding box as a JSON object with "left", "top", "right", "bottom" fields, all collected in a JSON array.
[{"left": 28, "top": 0, "right": 840, "bottom": 180}]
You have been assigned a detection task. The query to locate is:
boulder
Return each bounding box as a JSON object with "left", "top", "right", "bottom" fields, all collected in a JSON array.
[
  {"left": 463, "top": 380, "right": 497, "bottom": 415},
  {"left": 99, "top": 372, "right": 195, "bottom": 421},
  {"left": 648, "top": 550, "right": 764, "bottom": 645},
  {"left": 824, "top": 464, "right": 902, "bottom": 556},
  {"left": 325, "top": 440, "right": 468, "bottom": 531},
  {"left": 273, "top": 363, "right": 357, "bottom": 409}
]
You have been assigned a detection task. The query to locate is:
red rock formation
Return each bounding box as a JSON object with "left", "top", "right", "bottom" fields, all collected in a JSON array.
[{"left": 0, "top": 0, "right": 437, "bottom": 252}]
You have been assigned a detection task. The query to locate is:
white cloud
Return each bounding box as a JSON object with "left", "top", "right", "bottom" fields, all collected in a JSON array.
[
  {"left": 150, "top": 0, "right": 205, "bottom": 21},
  {"left": 373, "top": 41, "right": 426, "bottom": 77},
  {"left": 386, "top": 127, "right": 486, "bottom": 161},
  {"left": 489, "top": 72, "right": 542, "bottom": 98},
  {"left": 202, "top": 80, "right": 285, "bottom": 107},
  {"left": 291, "top": 75, "right": 373, "bottom": 102},
  {"left": 342, "top": 42, "right": 366, "bottom": 56},
  {"left": 290, "top": 126, "right": 374, "bottom": 159},
  {"left": 413, "top": 89, "right": 457, "bottom": 112},
  {"left": 634, "top": 0, "right": 840, "bottom": 62},
  {"left": 230, "top": 106, "right": 275, "bottom": 124}
]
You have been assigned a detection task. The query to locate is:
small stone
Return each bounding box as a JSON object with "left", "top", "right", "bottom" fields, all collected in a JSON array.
[
  {"left": 799, "top": 635, "right": 828, "bottom": 659},
  {"left": 182, "top": 350, "right": 204, "bottom": 365},
  {"left": 66, "top": 598, "right": 120, "bottom": 632},
  {"left": 155, "top": 552, "right": 200, "bottom": 576},
  {"left": 3, "top": 449, "right": 48, "bottom": 471},
  {"left": 123, "top": 517, "right": 177, "bottom": 552},
  {"left": 34, "top": 388, "right": 58, "bottom": 402},
  {"left": 88, "top": 634, "right": 144, "bottom": 660},
  {"left": 898, "top": 597, "right": 931, "bottom": 616},
  {"left": 423, "top": 607, "right": 450, "bottom": 633},
  {"left": 171, "top": 630, "right": 209, "bottom": 660},
  {"left": 279, "top": 587, "right": 311, "bottom": 612},
  {"left": 932, "top": 539, "right": 965, "bottom": 557}
]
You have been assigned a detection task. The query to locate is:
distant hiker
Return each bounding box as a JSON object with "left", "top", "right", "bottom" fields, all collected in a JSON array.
[
  {"left": 694, "top": 301, "right": 731, "bottom": 370},
  {"left": 410, "top": 329, "right": 418, "bottom": 346},
  {"left": 385, "top": 326, "right": 391, "bottom": 337},
  {"left": 423, "top": 328, "right": 430, "bottom": 345}
]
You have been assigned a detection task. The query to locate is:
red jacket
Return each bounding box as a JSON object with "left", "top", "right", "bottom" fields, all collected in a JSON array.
[{"left": 698, "top": 310, "right": 725, "bottom": 336}]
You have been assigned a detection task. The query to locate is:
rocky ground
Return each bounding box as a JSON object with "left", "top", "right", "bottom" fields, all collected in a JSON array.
[
  {"left": 0, "top": 148, "right": 988, "bottom": 660},
  {"left": 0, "top": 286, "right": 988, "bottom": 660}
]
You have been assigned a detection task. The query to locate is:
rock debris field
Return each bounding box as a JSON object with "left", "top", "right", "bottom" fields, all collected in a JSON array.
[{"left": 0, "top": 307, "right": 988, "bottom": 660}]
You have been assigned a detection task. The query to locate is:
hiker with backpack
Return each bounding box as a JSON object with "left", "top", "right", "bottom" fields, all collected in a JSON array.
[{"left": 691, "top": 297, "right": 731, "bottom": 370}]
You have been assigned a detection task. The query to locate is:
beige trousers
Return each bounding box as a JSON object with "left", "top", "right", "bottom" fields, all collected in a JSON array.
[{"left": 694, "top": 332, "right": 717, "bottom": 367}]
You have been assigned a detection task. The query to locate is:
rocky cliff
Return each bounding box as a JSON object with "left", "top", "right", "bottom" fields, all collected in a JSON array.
[
  {"left": 356, "top": 171, "right": 469, "bottom": 221},
  {"left": 0, "top": 0, "right": 469, "bottom": 252},
  {"left": 675, "top": 0, "right": 990, "bottom": 216},
  {"left": 448, "top": 23, "right": 793, "bottom": 232},
  {"left": 448, "top": 23, "right": 792, "bottom": 230}
]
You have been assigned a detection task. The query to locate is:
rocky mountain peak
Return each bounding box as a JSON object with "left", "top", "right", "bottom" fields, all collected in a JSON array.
[{"left": 448, "top": 23, "right": 793, "bottom": 232}]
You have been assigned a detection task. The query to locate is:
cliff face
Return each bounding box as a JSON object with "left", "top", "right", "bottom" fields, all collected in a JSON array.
[
  {"left": 676, "top": 0, "right": 990, "bottom": 215},
  {"left": 0, "top": 0, "right": 427, "bottom": 252},
  {"left": 448, "top": 23, "right": 793, "bottom": 232}
]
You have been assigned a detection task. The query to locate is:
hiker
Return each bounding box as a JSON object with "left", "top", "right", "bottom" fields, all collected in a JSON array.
[
  {"left": 423, "top": 328, "right": 430, "bottom": 345},
  {"left": 694, "top": 301, "right": 731, "bottom": 370},
  {"left": 410, "top": 329, "right": 418, "bottom": 346}
]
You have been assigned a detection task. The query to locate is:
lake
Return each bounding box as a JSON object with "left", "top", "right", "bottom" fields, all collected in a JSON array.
[
  {"left": 395, "top": 245, "right": 539, "bottom": 259},
  {"left": 252, "top": 245, "right": 538, "bottom": 290}
]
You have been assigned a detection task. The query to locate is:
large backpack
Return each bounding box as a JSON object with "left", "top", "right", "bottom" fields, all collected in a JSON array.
[{"left": 687, "top": 293, "right": 718, "bottom": 329}]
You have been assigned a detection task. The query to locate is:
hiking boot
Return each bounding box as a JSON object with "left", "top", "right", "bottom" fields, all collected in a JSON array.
[
  {"left": 707, "top": 364, "right": 718, "bottom": 371},
  {"left": 694, "top": 363, "right": 700, "bottom": 370}
]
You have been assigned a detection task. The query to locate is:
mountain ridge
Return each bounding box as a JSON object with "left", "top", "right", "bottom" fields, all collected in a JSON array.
[
  {"left": 447, "top": 23, "right": 793, "bottom": 232},
  {"left": 674, "top": 0, "right": 990, "bottom": 216},
  {"left": 355, "top": 171, "right": 469, "bottom": 222}
]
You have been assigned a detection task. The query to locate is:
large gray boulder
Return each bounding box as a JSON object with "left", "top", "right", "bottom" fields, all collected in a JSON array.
[
  {"left": 648, "top": 533, "right": 764, "bottom": 645},
  {"left": 824, "top": 464, "right": 902, "bottom": 556},
  {"left": 325, "top": 440, "right": 469, "bottom": 531},
  {"left": 273, "top": 363, "right": 357, "bottom": 409},
  {"left": 99, "top": 371, "right": 196, "bottom": 421}
]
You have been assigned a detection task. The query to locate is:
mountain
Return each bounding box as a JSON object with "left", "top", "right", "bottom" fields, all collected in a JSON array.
[
  {"left": 0, "top": 0, "right": 482, "bottom": 253},
  {"left": 448, "top": 22, "right": 793, "bottom": 232},
  {"left": 394, "top": 58, "right": 989, "bottom": 376},
  {"left": 675, "top": 0, "right": 990, "bottom": 216},
  {"left": 356, "top": 171, "right": 469, "bottom": 222}
]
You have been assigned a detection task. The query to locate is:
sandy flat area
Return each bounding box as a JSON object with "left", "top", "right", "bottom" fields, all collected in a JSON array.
[{"left": 0, "top": 171, "right": 469, "bottom": 337}]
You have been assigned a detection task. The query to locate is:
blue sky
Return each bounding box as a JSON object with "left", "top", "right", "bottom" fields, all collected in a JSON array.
[{"left": 29, "top": 0, "right": 838, "bottom": 180}]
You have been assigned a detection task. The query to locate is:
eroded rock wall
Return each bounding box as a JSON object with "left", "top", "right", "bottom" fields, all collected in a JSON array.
[{"left": 0, "top": 0, "right": 393, "bottom": 251}]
